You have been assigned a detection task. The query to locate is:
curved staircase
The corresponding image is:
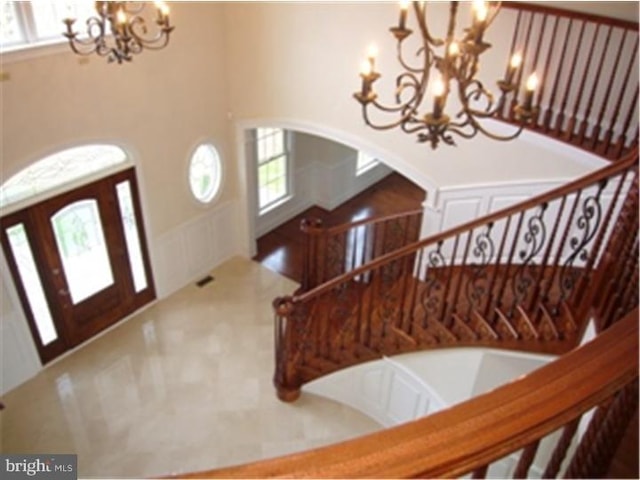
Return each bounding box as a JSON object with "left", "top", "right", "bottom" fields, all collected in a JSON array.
[{"left": 177, "top": 3, "right": 639, "bottom": 478}]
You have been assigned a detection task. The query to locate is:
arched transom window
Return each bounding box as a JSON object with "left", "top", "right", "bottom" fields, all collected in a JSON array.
[{"left": 1, "top": 144, "right": 128, "bottom": 209}]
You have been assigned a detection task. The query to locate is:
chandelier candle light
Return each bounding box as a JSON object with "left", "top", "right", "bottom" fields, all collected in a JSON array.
[
  {"left": 354, "top": 0, "right": 540, "bottom": 149},
  {"left": 63, "top": 1, "right": 174, "bottom": 64}
]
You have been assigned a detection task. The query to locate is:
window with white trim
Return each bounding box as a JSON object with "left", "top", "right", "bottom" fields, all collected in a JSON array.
[
  {"left": 1, "top": 1, "right": 94, "bottom": 51},
  {"left": 256, "top": 128, "right": 290, "bottom": 213},
  {"left": 356, "top": 151, "right": 379, "bottom": 175}
]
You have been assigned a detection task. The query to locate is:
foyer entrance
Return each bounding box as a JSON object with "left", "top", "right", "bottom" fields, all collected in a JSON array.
[{"left": 1, "top": 167, "right": 155, "bottom": 364}]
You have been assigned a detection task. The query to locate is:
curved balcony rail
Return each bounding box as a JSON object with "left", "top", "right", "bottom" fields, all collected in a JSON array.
[
  {"left": 499, "top": 2, "right": 638, "bottom": 160},
  {"left": 173, "top": 309, "right": 638, "bottom": 479}
]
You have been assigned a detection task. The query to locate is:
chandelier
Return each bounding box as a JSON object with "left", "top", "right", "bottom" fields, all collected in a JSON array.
[
  {"left": 63, "top": 1, "right": 174, "bottom": 64},
  {"left": 354, "top": 1, "right": 539, "bottom": 149}
]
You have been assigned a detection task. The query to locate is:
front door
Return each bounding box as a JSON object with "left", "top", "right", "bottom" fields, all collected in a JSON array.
[{"left": 1, "top": 168, "right": 155, "bottom": 363}]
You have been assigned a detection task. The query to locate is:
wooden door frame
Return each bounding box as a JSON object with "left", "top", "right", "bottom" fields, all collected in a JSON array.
[{"left": 0, "top": 167, "right": 155, "bottom": 364}]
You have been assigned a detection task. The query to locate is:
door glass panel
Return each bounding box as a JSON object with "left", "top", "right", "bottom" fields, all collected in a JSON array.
[
  {"left": 5, "top": 223, "right": 58, "bottom": 345},
  {"left": 116, "top": 181, "right": 148, "bottom": 293},
  {"left": 51, "top": 200, "right": 114, "bottom": 304}
]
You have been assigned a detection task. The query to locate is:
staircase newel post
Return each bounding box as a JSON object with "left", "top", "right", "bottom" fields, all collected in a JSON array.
[
  {"left": 300, "top": 217, "right": 324, "bottom": 292},
  {"left": 273, "top": 296, "right": 302, "bottom": 402}
]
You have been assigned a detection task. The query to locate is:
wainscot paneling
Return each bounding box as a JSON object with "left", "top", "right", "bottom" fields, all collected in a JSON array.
[
  {"left": 152, "top": 200, "right": 240, "bottom": 298},
  {"left": 304, "top": 356, "right": 442, "bottom": 428}
]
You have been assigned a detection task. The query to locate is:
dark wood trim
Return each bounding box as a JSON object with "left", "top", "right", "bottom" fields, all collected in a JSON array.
[
  {"left": 0, "top": 211, "right": 68, "bottom": 364},
  {"left": 0, "top": 167, "right": 156, "bottom": 364}
]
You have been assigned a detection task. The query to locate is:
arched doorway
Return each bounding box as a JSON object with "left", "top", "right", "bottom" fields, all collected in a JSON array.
[{"left": 1, "top": 145, "right": 155, "bottom": 364}]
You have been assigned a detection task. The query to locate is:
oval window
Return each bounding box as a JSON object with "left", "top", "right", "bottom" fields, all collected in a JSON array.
[{"left": 189, "top": 144, "right": 222, "bottom": 203}]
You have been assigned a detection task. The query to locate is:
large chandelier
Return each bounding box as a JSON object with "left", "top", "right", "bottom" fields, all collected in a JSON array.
[
  {"left": 63, "top": 1, "right": 174, "bottom": 64},
  {"left": 354, "top": 0, "right": 539, "bottom": 149}
]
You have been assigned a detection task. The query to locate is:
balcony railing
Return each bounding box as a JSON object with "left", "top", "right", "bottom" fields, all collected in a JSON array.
[{"left": 499, "top": 2, "right": 638, "bottom": 160}]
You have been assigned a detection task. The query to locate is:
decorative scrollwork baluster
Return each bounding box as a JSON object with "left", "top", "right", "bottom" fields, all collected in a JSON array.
[
  {"left": 511, "top": 203, "right": 548, "bottom": 315},
  {"left": 559, "top": 180, "right": 607, "bottom": 306},
  {"left": 465, "top": 222, "right": 495, "bottom": 314},
  {"left": 421, "top": 241, "right": 446, "bottom": 324}
]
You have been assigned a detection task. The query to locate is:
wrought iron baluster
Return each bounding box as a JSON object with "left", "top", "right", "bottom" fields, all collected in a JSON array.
[
  {"left": 420, "top": 241, "right": 446, "bottom": 326},
  {"left": 559, "top": 179, "right": 607, "bottom": 304},
  {"left": 511, "top": 203, "right": 548, "bottom": 316},
  {"left": 465, "top": 222, "right": 495, "bottom": 316}
]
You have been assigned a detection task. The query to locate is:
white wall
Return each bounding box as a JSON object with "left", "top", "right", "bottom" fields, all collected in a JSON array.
[{"left": 304, "top": 348, "right": 551, "bottom": 427}]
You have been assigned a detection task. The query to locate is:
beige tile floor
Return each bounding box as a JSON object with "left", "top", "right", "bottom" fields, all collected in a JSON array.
[{"left": 0, "top": 257, "right": 381, "bottom": 479}]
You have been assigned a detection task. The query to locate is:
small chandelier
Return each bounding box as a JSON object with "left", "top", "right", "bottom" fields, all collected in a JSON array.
[
  {"left": 63, "top": 1, "right": 174, "bottom": 64},
  {"left": 354, "top": 0, "right": 539, "bottom": 149}
]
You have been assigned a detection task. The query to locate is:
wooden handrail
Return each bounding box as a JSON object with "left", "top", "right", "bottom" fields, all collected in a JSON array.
[
  {"left": 502, "top": 1, "right": 639, "bottom": 30},
  {"left": 300, "top": 208, "right": 423, "bottom": 291},
  {"left": 498, "top": 2, "right": 639, "bottom": 160},
  {"left": 292, "top": 148, "right": 638, "bottom": 304},
  {"left": 174, "top": 309, "right": 638, "bottom": 479},
  {"left": 301, "top": 209, "right": 424, "bottom": 235},
  {"left": 273, "top": 146, "right": 638, "bottom": 401}
]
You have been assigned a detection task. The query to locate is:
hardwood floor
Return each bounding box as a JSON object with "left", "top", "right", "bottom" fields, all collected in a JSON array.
[{"left": 254, "top": 172, "right": 426, "bottom": 283}]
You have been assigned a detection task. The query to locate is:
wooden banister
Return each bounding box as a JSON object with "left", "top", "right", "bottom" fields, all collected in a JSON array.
[
  {"left": 502, "top": 2, "right": 638, "bottom": 30},
  {"left": 498, "top": 2, "right": 639, "bottom": 160},
  {"left": 272, "top": 147, "right": 638, "bottom": 401},
  {"left": 294, "top": 149, "right": 637, "bottom": 303},
  {"left": 174, "top": 309, "right": 638, "bottom": 479},
  {"left": 299, "top": 208, "right": 423, "bottom": 291}
]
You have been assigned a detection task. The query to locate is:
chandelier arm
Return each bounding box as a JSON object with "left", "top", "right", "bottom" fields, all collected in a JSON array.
[
  {"left": 137, "top": 29, "right": 174, "bottom": 50},
  {"left": 395, "top": 72, "right": 424, "bottom": 106},
  {"left": 414, "top": 2, "right": 445, "bottom": 48},
  {"left": 402, "top": 121, "right": 432, "bottom": 135},
  {"left": 459, "top": 79, "right": 504, "bottom": 117},
  {"left": 447, "top": 115, "right": 525, "bottom": 141},
  {"left": 396, "top": 42, "right": 430, "bottom": 75},
  {"left": 127, "top": 16, "right": 173, "bottom": 49},
  {"left": 64, "top": 16, "right": 107, "bottom": 50},
  {"left": 361, "top": 111, "right": 412, "bottom": 132},
  {"left": 367, "top": 94, "right": 419, "bottom": 119},
  {"left": 353, "top": 0, "right": 535, "bottom": 149},
  {"left": 64, "top": 38, "right": 98, "bottom": 56}
]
